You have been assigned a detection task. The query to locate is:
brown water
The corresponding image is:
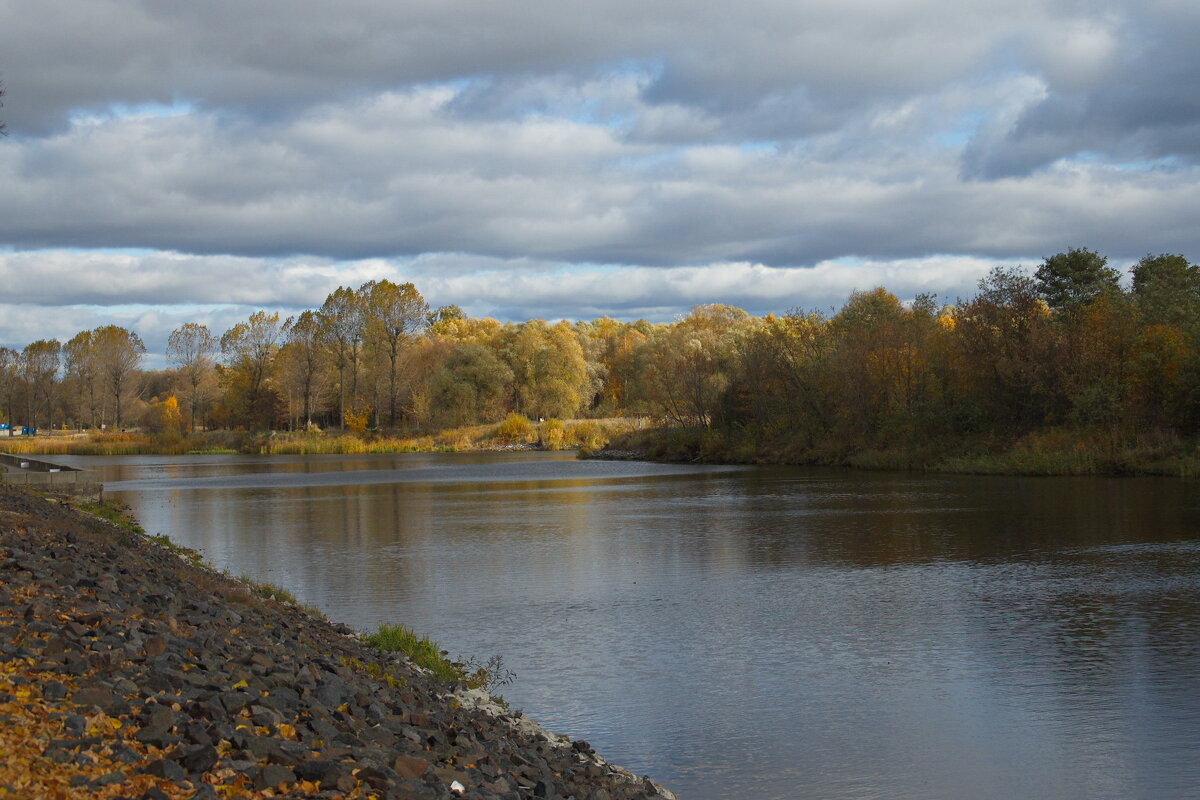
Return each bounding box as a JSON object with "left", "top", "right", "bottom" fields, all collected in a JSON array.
[{"left": 59, "top": 451, "right": 1200, "bottom": 800}]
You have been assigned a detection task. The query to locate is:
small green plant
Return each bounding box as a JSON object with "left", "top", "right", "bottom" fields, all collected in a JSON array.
[
  {"left": 149, "top": 533, "right": 204, "bottom": 565},
  {"left": 77, "top": 498, "right": 145, "bottom": 535},
  {"left": 338, "top": 655, "right": 407, "bottom": 689},
  {"left": 363, "top": 623, "right": 516, "bottom": 697},
  {"left": 455, "top": 653, "right": 516, "bottom": 695},
  {"left": 364, "top": 623, "right": 462, "bottom": 683},
  {"left": 237, "top": 575, "right": 299, "bottom": 605}
]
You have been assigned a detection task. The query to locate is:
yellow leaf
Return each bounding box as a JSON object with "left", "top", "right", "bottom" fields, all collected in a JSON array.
[{"left": 231, "top": 679, "right": 248, "bottom": 689}]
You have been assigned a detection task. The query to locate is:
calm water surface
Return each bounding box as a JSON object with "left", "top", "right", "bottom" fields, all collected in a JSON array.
[{"left": 57, "top": 452, "right": 1200, "bottom": 800}]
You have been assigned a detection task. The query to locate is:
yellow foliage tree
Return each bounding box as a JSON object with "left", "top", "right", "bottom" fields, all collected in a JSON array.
[
  {"left": 343, "top": 404, "right": 370, "bottom": 435},
  {"left": 160, "top": 395, "right": 184, "bottom": 438}
]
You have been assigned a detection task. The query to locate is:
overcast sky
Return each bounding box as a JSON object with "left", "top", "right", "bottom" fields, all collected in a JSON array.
[{"left": 3, "top": 0, "right": 1199, "bottom": 357}]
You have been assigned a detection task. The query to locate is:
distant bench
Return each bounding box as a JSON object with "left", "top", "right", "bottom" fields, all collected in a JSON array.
[{"left": 0, "top": 453, "right": 101, "bottom": 497}]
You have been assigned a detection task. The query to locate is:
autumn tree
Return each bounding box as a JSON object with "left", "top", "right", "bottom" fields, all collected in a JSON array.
[
  {"left": 500, "top": 320, "right": 590, "bottom": 420},
  {"left": 1128, "top": 254, "right": 1200, "bottom": 431},
  {"left": 595, "top": 322, "right": 656, "bottom": 414},
  {"left": 92, "top": 325, "right": 146, "bottom": 428},
  {"left": 952, "top": 266, "right": 1057, "bottom": 431},
  {"left": 430, "top": 314, "right": 503, "bottom": 346},
  {"left": 21, "top": 339, "right": 61, "bottom": 430},
  {"left": 427, "top": 342, "right": 515, "bottom": 427},
  {"left": 167, "top": 322, "right": 217, "bottom": 432},
  {"left": 220, "top": 311, "right": 284, "bottom": 429},
  {"left": 1126, "top": 323, "right": 1191, "bottom": 431},
  {"left": 722, "top": 310, "right": 834, "bottom": 447},
  {"left": 361, "top": 280, "right": 429, "bottom": 427},
  {"left": 319, "top": 286, "right": 366, "bottom": 427},
  {"left": 642, "top": 305, "right": 752, "bottom": 427},
  {"left": 822, "top": 289, "right": 946, "bottom": 445},
  {"left": 278, "top": 311, "right": 326, "bottom": 429},
  {"left": 0, "top": 347, "right": 16, "bottom": 430},
  {"left": 427, "top": 304, "right": 465, "bottom": 329},
  {"left": 1131, "top": 253, "right": 1200, "bottom": 330},
  {"left": 1057, "top": 291, "right": 1138, "bottom": 429},
  {"left": 63, "top": 330, "right": 102, "bottom": 428}
]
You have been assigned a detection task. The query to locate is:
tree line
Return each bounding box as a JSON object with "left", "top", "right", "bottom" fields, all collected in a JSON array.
[{"left": 3, "top": 251, "right": 1200, "bottom": 456}]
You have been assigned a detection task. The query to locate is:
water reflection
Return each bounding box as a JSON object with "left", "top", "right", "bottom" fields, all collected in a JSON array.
[{"left": 54, "top": 452, "right": 1200, "bottom": 800}]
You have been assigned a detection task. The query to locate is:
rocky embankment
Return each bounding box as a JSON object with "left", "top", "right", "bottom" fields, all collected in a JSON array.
[{"left": 0, "top": 485, "right": 676, "bottom": 800}]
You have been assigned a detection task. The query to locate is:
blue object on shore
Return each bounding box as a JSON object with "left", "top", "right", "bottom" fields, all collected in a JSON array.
[{"left": 21, "top": 426, "right": 36, "bottom": 435}]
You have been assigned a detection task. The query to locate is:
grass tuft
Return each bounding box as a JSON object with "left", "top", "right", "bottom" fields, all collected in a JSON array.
[{"left": 364, "top": 624, "right": 462, "bottom": 683}]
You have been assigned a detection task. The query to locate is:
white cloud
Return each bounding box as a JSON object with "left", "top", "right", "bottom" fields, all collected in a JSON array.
[{"left": 0, "top": 249, "right": 1018, "bottom": 354}]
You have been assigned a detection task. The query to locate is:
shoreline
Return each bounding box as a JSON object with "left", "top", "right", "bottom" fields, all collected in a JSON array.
[
  {"left": 0, "top": 416, "right": 637, "bottom": 459},
  {"left": 595, "top": 426, "right": 1200, "bottom": 478},
  {"left": 10, "top": 421, "right": 1197, "bottom": 477},
  {"left": 0, "top": 483, "right": 676, "bottom": 799}
]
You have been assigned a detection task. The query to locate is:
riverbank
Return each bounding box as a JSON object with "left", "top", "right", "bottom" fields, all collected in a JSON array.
[
  {"left": 0, "top": 483, "right": 676, "bottom": 799},
  {"left": 601, "top": 426, "right": 1200, "bottom": 477},
  {"left": 0, "top": 417, "right": 640, "bottom": 458}
]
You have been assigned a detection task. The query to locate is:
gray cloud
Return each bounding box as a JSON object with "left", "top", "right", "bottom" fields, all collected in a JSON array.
[
  {"left": 964, "top": 2, "right": 1200, "bottom": 176},
  {"left": 3, "top": 90, "right": 1199, "bottom": 270},
  {"left": 2, "top": 0, "right": 1199, "bottom": 344}
]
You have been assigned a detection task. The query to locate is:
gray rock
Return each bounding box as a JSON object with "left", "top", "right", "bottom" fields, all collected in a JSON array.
[
  {"left": 143, "top": 757, "right": 188, "bottom": 783},
  {"left": 253, "top": 764, "right": 296, "bottom": 791},
  {"left": 178, "top": 743, "right": 219, "bottom": 774}
]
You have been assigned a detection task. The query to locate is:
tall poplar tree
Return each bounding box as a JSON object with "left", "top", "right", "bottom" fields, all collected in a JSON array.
[
  {"left": 167, "top": 322, "right": 217, "bottom": 432},
  {"left": 362, "top": 280, "right": 428, "bottom": 427}
]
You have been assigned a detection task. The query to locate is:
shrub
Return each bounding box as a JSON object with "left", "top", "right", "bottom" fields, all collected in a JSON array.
[
  {"left": 491, "top": 413, "right": 535, "bottom": 444},
  {"left": 566, "top": 420, "right": 605, "bottom": 450},
  {"left": 539, "top": 418, "right": 565, "bottom": 450}
]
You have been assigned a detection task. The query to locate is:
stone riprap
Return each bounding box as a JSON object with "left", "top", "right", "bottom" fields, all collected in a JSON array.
[{"left": 0, "top": 485, "right": 676, "bottom": 800}]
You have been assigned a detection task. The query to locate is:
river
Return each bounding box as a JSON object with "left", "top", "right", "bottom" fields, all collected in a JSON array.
[{"left": 55, "top": 451, "right": 1200, "bottom": 800}]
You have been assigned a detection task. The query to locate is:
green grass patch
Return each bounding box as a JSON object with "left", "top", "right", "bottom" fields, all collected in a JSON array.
[
  {"left": 364, "top": 623, "right": 462, "bottom": 683},
  {"left": 76, "top": 498, "right": 146, "bottom": 535},
  {"left": 149, "top": 533, "right": 204, "bottom": 565},
  {"left": 237, "top": 575, "right": 298, "bottom": 605},
  {"left": 363, "top": 623, "right": 516, "bottom": 695}
]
